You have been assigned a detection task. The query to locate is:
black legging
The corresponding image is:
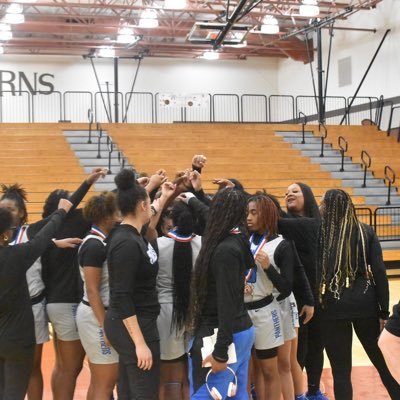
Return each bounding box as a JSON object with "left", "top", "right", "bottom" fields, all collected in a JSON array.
[
  {"left": 0, "top": 350, "right": 34, "bottom": 400},
  {"left": 105, "top": 316, "right": 160, "bottom": 400},
  {"left": 297, "top": 309, "right": 324, "bottom": 394},
  {"left": 322, "top": 318, "right": 400, "bottom": 400}
]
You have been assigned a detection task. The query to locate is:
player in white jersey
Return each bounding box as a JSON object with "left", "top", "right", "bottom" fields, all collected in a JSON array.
[{"left": 246, "top": 194, "right": 297, "bottom": 400}]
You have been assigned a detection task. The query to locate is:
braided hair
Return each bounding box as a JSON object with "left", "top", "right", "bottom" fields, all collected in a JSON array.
[
  {"left": 187, "top": 188, "right": 247, "bottom": 333},
  {"left": 170, "top": 201, "right": 195, "bottom": 332},
  {"left": 318, "top": 189, "right": 367, "bottom": 303},
  {"left": 0, "top": 183, "right": 28, "bottom": 225}
]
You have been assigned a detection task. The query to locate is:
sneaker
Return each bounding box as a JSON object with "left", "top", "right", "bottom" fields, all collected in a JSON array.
[
  {"left": 306, "top": 389, "right": 329, "bottom": 400},
  {"left": 295, "top": 395, "right": 308, "bottom": 400}
]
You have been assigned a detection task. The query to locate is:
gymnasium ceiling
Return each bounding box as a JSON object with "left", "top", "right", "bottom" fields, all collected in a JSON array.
[{"left": 0, "top": 0, "right": 382, "bottom": 62}]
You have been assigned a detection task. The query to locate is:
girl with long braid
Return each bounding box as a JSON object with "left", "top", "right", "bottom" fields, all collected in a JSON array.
[
  {"left": 187, "top": 187, "right": 254, "bottom": 399},
  {"left": 156, "top": 201, "right": 201, "bottom": 399},
  {"left": 318, "top": 189, "right": 400, "bottom": 399}
]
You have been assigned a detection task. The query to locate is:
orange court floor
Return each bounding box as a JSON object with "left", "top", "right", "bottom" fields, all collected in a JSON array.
[{"left": 38, "top": 278, "right": 400, "bottom": 400}]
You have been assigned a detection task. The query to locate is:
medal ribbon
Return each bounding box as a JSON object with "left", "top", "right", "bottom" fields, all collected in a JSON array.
[
  {"left": 90, "top": 225, "right": 107, "bottom": 241},
  {"left": 245, "top": 233, "right": 268, "bottom": 282},
  {"left": 10, "top": 225, "right": 27, "bottom": 246},
  {"left": 166, "top": 229, "right": 194, "bottom": 243}
]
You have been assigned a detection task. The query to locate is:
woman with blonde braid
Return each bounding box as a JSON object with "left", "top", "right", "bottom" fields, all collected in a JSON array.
[{"left": 318, "top": 189, "right": 400, "bottom": 399}]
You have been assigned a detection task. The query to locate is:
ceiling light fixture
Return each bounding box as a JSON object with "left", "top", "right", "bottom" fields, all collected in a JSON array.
[
  {"left": 117, "top": 26, "right": 141, "bottom": 44},
  {"left": 98, "top": 47, "right": 115, "bottom": 58},
  {"left": 299, "top": 0, "right": 320, "bottom": 17},
  {"left": 7, "top": 3, "right": 24, "bottom": 14},
  {"left": 117, "top": 34, "right": 140, "bottom": 44},
  {"left": 261, "top": 15, "right": 279, "bottom": 34},
  {"left": 0, "top": 23, "right": 11, "bottom": 31},
  {"left": 202, "top": 50, "right": 219, "bottom": 60},
  {"left": 139, "top": 9, "right": 159, "bottom": 28},
  {"left": 0, "top": 30, "right": 12, "bottom": 40},
  {"left": 3, "top": 13, "right": 25, "bottom": 24},
  {"left": 164, "top": 0, "right": 186, "bottom": 10}
]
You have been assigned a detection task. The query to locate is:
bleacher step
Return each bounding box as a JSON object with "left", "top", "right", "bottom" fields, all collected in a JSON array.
[
  {"left": 63, "top": 130, "right": 131, "bottom": 191},
  {"left": 276, "top": 129, "right": 400, "bottom": 211}
]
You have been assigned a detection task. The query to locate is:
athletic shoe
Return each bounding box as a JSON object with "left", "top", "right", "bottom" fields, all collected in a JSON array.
[
  {"left": 295, "top": 394, "right": 308, "bottom": 400},
  {"left": 306, "top": 389, "right": 329, "bottom": 400}
]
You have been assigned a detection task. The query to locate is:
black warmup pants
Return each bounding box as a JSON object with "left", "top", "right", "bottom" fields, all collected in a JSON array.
[
  {"left": 297, "top": 308, "right": 324, "bottom": 393},
  {"left": 322, "top": 317, "right": 400, "bottom": 400},
  {"left": 0, "top": 347, "right": 34, "bottom": 400},
  {"left": 105, "top": 315, "right": 160, "bottom": 400}
]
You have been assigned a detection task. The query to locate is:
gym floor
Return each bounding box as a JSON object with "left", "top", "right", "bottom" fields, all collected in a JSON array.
[{"left": 39, "top": 279, "right": 400, "bottom": 400}]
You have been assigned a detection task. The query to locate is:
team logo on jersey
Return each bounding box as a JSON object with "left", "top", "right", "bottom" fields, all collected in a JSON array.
[{"left": 147, "top": 243, "right": 158, "bottom": 264}]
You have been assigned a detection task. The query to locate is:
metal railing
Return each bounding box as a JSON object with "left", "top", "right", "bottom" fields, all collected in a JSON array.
[
  {"left": 87, "top": 109, "right": 94, "bottom": 144},
  {"left": 241, "top": 94, "right": 268, "bottom": 123},
  {"left": 338, "top": 136, "right": 348, "bottom": 172},
  {"left": 384, "top": 165, "right": 396, "bottom": 206},
  {"left": 298, "top": 111, "right": 307, "bottom": 144},
  {"left": 355, "top": 207, "right": 373, "bottom": 227},
  {"left": 355, "top": 206, "right": 400, "bottom": 242},
  {"left": 361, "top": 150, "right": 372, "bottom": 188},
  {"left": 106, "top": 136, "right": 114, "bottom": 174},
  {"left": 387, "top": 105, "right": 400, "bottom": 142},
  {"left": 319, "top": 123, "right": 328, "bottom": 157},
  {"left": 96, "top": 123, "right": 103, "bottom": 159},
  {"left": 374, "top": 206, "right": 400, "bottom": 241},
  {"left": 1, "top": 91, "right": 400, "bottom": 126}
]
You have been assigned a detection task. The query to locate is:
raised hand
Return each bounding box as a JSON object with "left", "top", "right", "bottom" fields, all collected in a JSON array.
[
  {"left": 86, "top": 167, "right": 108, "bottom": 184},
  {"left": 147, "top": 169, "right": 168, "bottom": 191},
  {"left": 161, "top": 181, "right": 176, "bottom": 199},
  {"left": 212, "top": 178, "right": 235, "bottom": 189},
  {"left": 192, "top": 154, "right": 207, "bottom": 169},
  {"left": 137, "top": 177, "right": 150, "bottom": 187}
]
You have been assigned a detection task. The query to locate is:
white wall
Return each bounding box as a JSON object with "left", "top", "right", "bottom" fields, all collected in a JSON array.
[
  {"left": 0, "top": 0, "right": 399, "bottom": 123},
  {"left": 0, "top": 55, "right": 279, "bottom": 95},
  {"left": 277, "top": 0, "right": 400, "bottom": 99}
]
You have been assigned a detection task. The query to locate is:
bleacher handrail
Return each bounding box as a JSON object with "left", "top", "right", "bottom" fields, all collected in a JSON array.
[
  {"left": 387, "top": 104, "right": 400, "bottom": 142},
  {"left": 87, "top": 109, "right": 94, "bottom": 144},
  {"left": 338, "top": 136, "right": 348, "bottom": 172},
  {"left": 106, "top": 136, "right": 114, "bottom": 174},
  {"left": 384, "top": 165, "right": 396, "bottom": 206},
  {"left": 298, "top": 111, "right": 307, "bottom": 144},
  {"left": 361, "top": 150, "right": 372, "bottom": 188},
  {"left": 318, "top": 123, "right": 328, "bottom": 157},
  {"left": 96, "top": 123, "right": 103, "bottom": 159}
]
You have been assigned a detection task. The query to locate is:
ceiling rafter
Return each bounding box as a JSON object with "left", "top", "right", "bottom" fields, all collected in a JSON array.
[{"left": 0, "top": 0, "right": 382, "bottom": 61}]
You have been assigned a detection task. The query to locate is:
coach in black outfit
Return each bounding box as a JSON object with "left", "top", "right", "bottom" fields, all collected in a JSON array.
[{"left": 105, "top": 169, "right": 170, "bottom": 400}]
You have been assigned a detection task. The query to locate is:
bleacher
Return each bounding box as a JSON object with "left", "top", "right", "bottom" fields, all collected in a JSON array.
[
  {"left": 1, "top": 122, "right": 399, "bottom": 272},
  {"left": 0, "top": 123, "right": 90, "bottom": 221},
  {"left": 105, "top": 123, "right": 367, "bottom": 206}
]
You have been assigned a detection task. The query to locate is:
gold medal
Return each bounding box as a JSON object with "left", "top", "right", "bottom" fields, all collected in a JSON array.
[{"left": 244, "top": 283, "right": 253, "bottom": 295}]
